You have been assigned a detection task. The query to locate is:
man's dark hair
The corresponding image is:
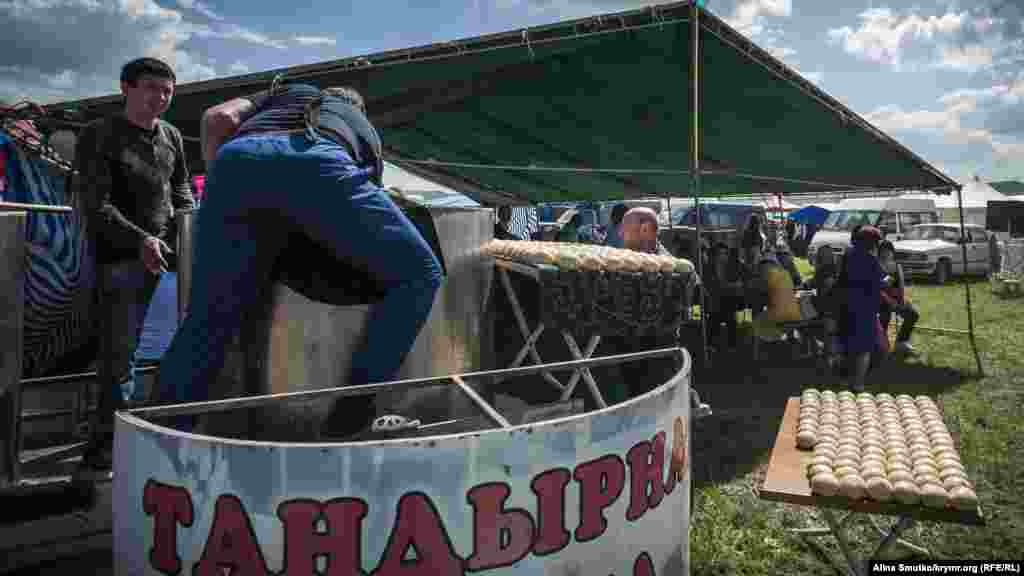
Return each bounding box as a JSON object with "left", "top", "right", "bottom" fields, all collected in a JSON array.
[
  {"left": 878, "top": 240, "right": 895, "bottom": 256},
  {"left": 850, "top": 224, "right": 864, "bottom": 243},
  {"left": 610, "top": 203, "right": 628, "bottom": 226},
  {"left": 121, "top": 57, "right": 176, "bottom": 85},
  {"left": 322, "top": 86, "right": 366, "bottom": 113}
]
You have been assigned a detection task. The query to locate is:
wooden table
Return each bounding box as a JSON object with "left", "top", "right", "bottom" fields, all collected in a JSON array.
[{"left": 761, "top": 398, "right": 985, "bottom": 575}]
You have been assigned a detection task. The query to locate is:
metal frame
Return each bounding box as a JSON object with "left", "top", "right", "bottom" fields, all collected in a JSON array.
[
  {"left": 0, "top": 206, "right": 159, "bottom": 492},
  {"left": 125, "top": 347, "right": 689, "bottom": 421},
  {"left": 791, "top": 509, "right": 926, "bottom": 576},
  {"left": 494, "top": 260, "right": 609, "bottom": 409}
]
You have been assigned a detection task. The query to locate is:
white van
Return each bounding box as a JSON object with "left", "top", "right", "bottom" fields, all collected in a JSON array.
[{"left": 807, "top": 197, "right": 939, "bottom": 266}]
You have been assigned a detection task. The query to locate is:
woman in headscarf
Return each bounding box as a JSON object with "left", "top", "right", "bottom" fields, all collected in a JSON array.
[{"left": 840, "top": 225, "right": 887, "bottom": 392}]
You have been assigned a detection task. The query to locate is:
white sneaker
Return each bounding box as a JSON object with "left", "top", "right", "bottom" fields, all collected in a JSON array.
[{"left": 894, "top": 341, "right": 918, "bottom": 355}]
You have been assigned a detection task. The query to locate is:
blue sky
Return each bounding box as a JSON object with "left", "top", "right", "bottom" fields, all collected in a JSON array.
[{"left": 1, "top": 0, "right": 1021, "bottom": 184}]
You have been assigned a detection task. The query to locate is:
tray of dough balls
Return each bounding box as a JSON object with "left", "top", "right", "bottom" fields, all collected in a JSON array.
[
  {"left": 485, "top": 240, "right": 697, "bottom": 336},
  {"left": 797, "top": 389, "right": 983, "bottom": 522},
  {"left": 483, "top": 240, "right": 696, "bottom": 277}
]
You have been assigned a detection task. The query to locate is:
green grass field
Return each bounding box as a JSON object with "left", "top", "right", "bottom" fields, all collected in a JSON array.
[{"left": 688, "top": 259, "right": 1024, "bottom": 574}]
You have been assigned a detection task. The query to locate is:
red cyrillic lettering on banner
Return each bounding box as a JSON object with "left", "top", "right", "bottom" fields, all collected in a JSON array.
[
  {"left": 633, "top": 551, "right": 655, "bottom": 576},
  {"left": 530, "top": 468, "right": 571, "bottom": 556},
  {"left": 278, "top": 498, "right": 369, "bottom": 576},
  {"left": 625, "top": 432, "right": 667, "bottom": 521},
  {"left": 572, "top": 455, "right": 625, "bottom": 543},
  {"left": 193, "top": 495, "right": 271, "bottom": 576},
  {"left": 143, "top": 479, "right": 194, "bottom": 576},
  {"left": 465, "top": 483, "right": 535, "bottom": 571},
  {"left": 371, "top": 492, "right": 464, "bottom": 576}
]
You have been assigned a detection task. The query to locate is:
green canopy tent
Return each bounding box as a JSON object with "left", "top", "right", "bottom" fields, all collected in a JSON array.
[{"left": 47, "top": 0, "right": 981, "bottom": 374}]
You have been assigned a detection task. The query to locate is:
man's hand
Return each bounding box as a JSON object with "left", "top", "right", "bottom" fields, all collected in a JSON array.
[{"left": 141, "top": 236, "right": 172, "bottom": 274}]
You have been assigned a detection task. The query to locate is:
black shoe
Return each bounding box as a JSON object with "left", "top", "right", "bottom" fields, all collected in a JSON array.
[{"left": 320, "top": 397, "right": 377, "bottom": 440}]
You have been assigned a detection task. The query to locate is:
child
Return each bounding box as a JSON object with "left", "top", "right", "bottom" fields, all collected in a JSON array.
[{"left": 878, "top": 241, "right": 920, "bottom": 355}]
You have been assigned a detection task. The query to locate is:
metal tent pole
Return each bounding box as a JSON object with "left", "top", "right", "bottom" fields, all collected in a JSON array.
[
  {"left": 954, "top": 185, "right": 984, "bottom": 377},
  {"left": 690, "top": 1, "right": 708, "bottom": 365}
]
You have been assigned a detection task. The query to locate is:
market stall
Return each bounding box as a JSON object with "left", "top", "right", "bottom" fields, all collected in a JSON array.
[{"left": 761, "top": 390, "right": 984, "bottom": 575}]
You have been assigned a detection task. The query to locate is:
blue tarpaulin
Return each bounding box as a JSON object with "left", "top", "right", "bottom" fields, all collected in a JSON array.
[{"left": 787, "top": 205, "right": 831, "bottom": 225}]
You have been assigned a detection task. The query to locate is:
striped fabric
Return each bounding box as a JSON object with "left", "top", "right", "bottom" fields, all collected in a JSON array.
[
  {"left": 506, "top": 206, "right": 539, "bottom": 240},
  {"left": 1, "top": 127, "right": 95, "bottom": 377}
]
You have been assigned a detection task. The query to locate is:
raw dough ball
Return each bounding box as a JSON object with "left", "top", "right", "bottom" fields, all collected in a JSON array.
[
  {"left": 818, "top": 428, "right": 839, "bottom": 443},
  {"left": 930, "top": 434, "right": 955, "bottom": 447},
  {"left": 833, "top": 457, "right": 860, "bottom": 470},
  {"left": 920, "top": 483, "right": 948, "bottom": 508},
  {"left": 811, "top": 454, "right": 834, "bottom": 468},
  {"left": 815, "top": 445, "right": 837, "bottom": 460},
  {"left": 797, "top": 431, "right": 817, "bottom": 449},
  {"left": 821, "top": 390, "right": 837, "bottom": 401},
  {"left": 888, "top": 470, "right": 914, "bottom": 485},
  {"left": 866, "top": 477, "right": 893, "bottom": 501},
  {"left": 837, "top": 448, "right": 862, "bottom": 463},
  {"left": 834, "top": 466, "right": 859, "bottom": 479},
  {"left": 887, "top": 460, "right": 911, "bottom": 473},
  {"left": 861, "top": 466, "right": 886, "bottom": 482},
  {"left": 913, "top": 462, "right": 939, "bottom": 478},
  {"left": 939, "top": 467, "right": 968, "bottom": 483},
  {"left": 892, "top": 481, "right": 920, "bottom": 505},
  {"left": 933, "top": 447, "right": 959, "bottom": 461},
  {"left": 937, "top": 458, "right": 964, "bottom": 473},
  {"left": 948, "top": 486, "right": 978, "bottom": 511},
  {"left": 861, "top": 454, "right": 886, "bottom": 470},
  {"left": 916, "top": 472, "right": 940, "bottom": 487},
  {"left": 808, "top": 464, "right": 832, "bottom": 478},
  {"left": 943, "top": 475, "right": 971, "bottom": 492},
  {"left": 862, "top": 442, "right": 885, "bottom": 456},
  {"left": 811, "top": 473, "right": 841, "bottom": 497},
  {"left": 840, "top": 475, "right": 867, "bottom": 500}
]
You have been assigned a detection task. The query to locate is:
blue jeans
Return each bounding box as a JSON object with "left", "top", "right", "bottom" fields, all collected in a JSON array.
[
  {"left": 157, "top": 134, "right": 442, "bottom": 411},
  {"left": 94, "top": 260, "right": 161, "bottom": 441}
]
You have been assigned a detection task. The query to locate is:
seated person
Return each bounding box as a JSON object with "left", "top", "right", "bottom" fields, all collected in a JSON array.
[
  {"left": 878, "top": 241, "right": 919, "bottom": 355},
  {"left": 775, "top": 246, "right": 804, "bottom": 287},
  {"left": 705, "top": 242, "right": 744, "bottom": 350},
  {"left": 604, "top": 203, "right": 628, "bottom": 248},
  {"left": 751, "top": 255, "right": 806, "bottom": 341},
  {"left": 494, "top": 205, "right": 520, "bottom": 240}
]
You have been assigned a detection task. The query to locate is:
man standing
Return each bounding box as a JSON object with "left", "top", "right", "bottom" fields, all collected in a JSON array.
[
  {"left": 75, "top": 57, "right": 193, "bottom": 474},
  {"left": 157, "top": 81, "right": 442, "bottom": 438}
]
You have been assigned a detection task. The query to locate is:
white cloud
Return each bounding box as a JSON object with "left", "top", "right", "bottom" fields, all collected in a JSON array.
[
  {"left": 175, "top": 0, "right": 223, "bottom": 21},
  {"left": 190, "top": 23, "right": 287, "bottom": 49},
  {"left": 866, "top": 80, "right": 1024, "bottom": 174},
  {"left": 293, "top": 35, "right": 337, "bottom": 47},
  {"left": 726, "top": 0, "right": 791, "bottom": 37},
  {"left": 0, "top": 0, "right": 285, "bottom": 103},
  {"left": 827, "top": 8, "right": 966, "bottom": 70},
  {"left": 228, "top": 60, "right": 250, "bottom": 75},
  {"left": 828, "top": 5, "right": 1023, "bottom": 75}
]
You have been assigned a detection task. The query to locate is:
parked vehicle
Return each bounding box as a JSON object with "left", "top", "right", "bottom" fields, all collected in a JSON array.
[
  {"left": 892, "top": 223, "right": 993, "bottom": 284},
  {"left": 659, "top": 201, "right": 769, "bottom": 262},
  {"left": 807, "top": 197, "right": 939, "bottom": 266}
]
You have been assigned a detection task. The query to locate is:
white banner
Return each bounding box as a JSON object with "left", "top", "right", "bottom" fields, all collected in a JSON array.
[{"left": 113, "top": 363, "right": 691, "bottom": 576}]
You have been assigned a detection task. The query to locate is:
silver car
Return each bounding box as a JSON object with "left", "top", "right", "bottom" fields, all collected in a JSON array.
[{"left": 892, "top": 223, "right": 993, "bottom": 284}]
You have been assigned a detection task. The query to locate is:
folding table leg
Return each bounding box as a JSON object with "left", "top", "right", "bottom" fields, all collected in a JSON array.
[
  {"left": 559, "top": 333, "right": 606, "bottom": 408},
  {"left": 820, "top": 509, "right": 868, "bottom": 576},
  {"left": 498, "top": 268, "right": 564, "bottom": 391}
]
